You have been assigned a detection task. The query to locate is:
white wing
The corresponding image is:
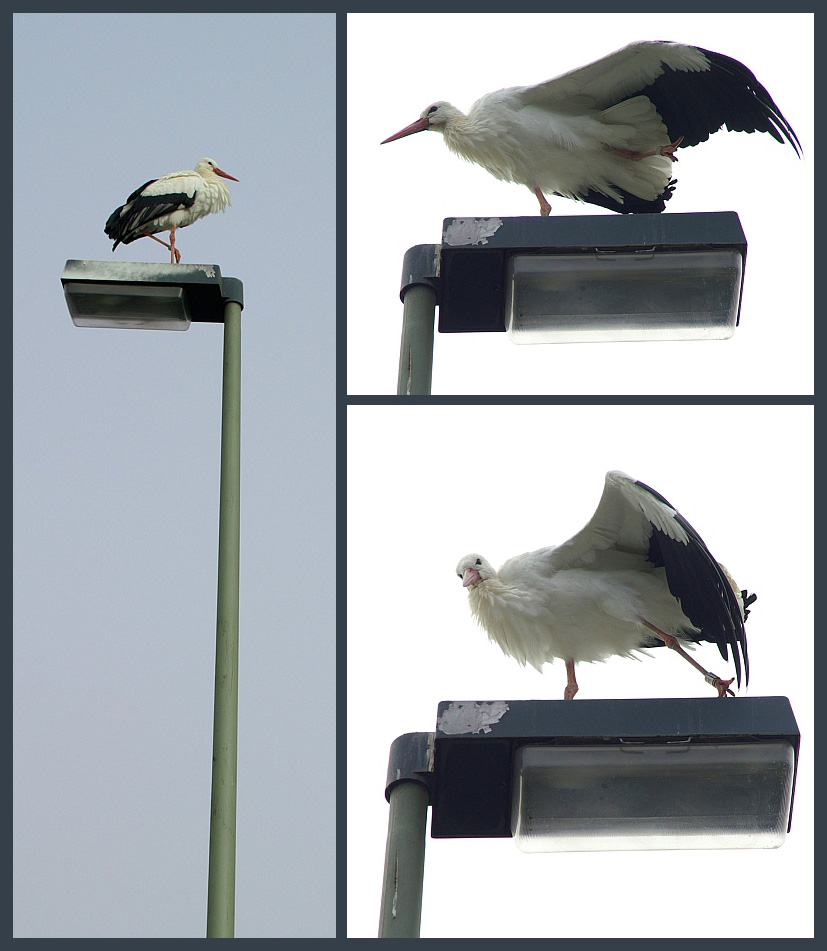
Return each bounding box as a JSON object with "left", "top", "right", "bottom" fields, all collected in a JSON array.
[
  {"left": 143, "top": 169, "right": 202, "bottom": 199},
  {"left": 498, "top": 41, "right": 798, "bottom": 155},
  {"left": 534, "top": 470, "right": 688, "bottom": 574},
  {"left": 512, "top": 42, "right": 709, "bottom": 111}
]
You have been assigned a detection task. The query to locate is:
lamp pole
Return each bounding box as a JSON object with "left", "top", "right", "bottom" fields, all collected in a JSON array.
[
  {"left": 379, "top": 781, "right": 429, "bottom": 937},
  {"left": 396, "top": 284, "right": 436, "bottom": 396},
  {"left": 379, "top": 732, "right": 433, "bottom": 938},
  {"left": 206, "top": 298, "right": 242, "bottom": 938},
  {"left": 61, "top": 261, "right": 246, "bottom": 938},
  {"left": 396, "top": 245, "right": 439, "bottom": 396}
]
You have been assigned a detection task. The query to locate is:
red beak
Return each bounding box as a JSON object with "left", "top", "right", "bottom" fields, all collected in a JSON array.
[
  {"left": 462, "top": 567, "right": 482, "bottom": 588},
  {"left": 214, "top": 166, "right": 240, "bottom": 182},
  {"left": 381, "top": 116, "right": 431, "bottom": 145}
]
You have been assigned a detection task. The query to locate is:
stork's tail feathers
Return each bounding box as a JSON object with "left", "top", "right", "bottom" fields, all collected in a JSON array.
[
  {"left": 567, "top": 179, "right": 676, "bottom": 214},
  {"left": 104, "top": 207, "right": 124, "bottom": 251},
  {"left": 741, "top": 589, "right": 757, "bottom": 620}
]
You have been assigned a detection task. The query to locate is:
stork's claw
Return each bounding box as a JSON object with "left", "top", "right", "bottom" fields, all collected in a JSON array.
[
  {"left": 659, "top": 136, "right": 684, "bottom": 161},
  {"left": 605, "top": 135, "right": 684, "bottom": 164},
  {"left": 705, "top": 672, "right": 735, "bottom": 698}
]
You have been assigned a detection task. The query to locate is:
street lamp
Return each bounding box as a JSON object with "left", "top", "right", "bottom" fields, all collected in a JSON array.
[
  {"left": 380, "top": 696, "right": 800, "bottom": 937},
  {"left": 61, "top": 260, "right": 244, "bottom": 938},
  {"left": 396, "top": 212, "right": 748, "bottom": 394}
]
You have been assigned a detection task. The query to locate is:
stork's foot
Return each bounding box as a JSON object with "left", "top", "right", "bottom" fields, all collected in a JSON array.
[
  {"left": 639, "top": 618, "right": 737, "bottom": 698},
  {"left": 705, "top": 673, "right": 735, "bottom": 698},
  {"left": 604, "top": 136, "right": 684, "bottom": 163},
  {"left": 534, "top": 187, "right": 552, "bottom": 216},
  {"left": 659, "top": 136, "right": 684, "bottom": 162}
]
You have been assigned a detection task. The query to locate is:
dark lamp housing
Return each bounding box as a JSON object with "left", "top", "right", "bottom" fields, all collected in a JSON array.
[{"left": 436, "top": 212, "right": 747, "bottom": 342}]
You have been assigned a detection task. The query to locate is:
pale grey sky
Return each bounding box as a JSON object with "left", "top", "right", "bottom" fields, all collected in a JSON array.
[{"left": 14, "top": 13, "right": 335, "bottom": 938}]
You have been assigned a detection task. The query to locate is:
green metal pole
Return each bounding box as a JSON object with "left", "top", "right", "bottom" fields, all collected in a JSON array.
[
  {"left": 396, "top": 284, "right": 437, "bottom": 396},
  {"left": 206, "top": 299, "right": 242, "bottom": 938},
  {"left": 378, "top": 781, "right": 429, "bottom": 938}
]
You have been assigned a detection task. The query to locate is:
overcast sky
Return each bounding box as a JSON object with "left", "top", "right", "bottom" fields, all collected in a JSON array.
[
  {"left": 14, "top": 13, "right": 335, "bottom": 938},
  {"left": 347, "top": 12, "right": 813, "bottom": 396},
  {"left": 347, "top": 404, "right": 813, "bottom": 938}
]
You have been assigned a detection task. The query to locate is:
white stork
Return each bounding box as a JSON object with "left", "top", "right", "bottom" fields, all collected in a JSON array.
[
  {"left": 382, "top": 41, "right": 801, "bottom": 214},
  {"left": 104, "top": 158, "right": 239, "bottom": 264},
  {"left": 456, "top": 471, "right": 754, "bottom": 700}
]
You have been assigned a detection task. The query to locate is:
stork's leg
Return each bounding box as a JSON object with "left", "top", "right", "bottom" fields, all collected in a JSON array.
[
  {"left": 563, "top": 659, "right": 579, "bottom": 700},
  {"left": 534, "top": 187, "right": 552, "bottom": 217},
  {"left": 604, "top": 136, "right": 684, "bottom": 163},
  {"left": 640, "top": 619, "right": 735, "bottom": 697},
  {"left": 658, "top": 136, "right": 684, "bottom": 162},
  {"left": 169, "top": 226, "right": 181, "bottom": 264},
  {"left": 142, "top": 231, "right": 173, "bottom": 252}
]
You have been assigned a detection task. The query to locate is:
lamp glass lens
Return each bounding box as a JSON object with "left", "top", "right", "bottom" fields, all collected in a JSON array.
[
  {"left": 506, "top": 250, "right": 742, "bottom": 344},
  {"left": 65, "top": 282, "right": 191, "bottom": 330},
  {"left": 512, "top": 741, "right": 794, "bottom": 852}
]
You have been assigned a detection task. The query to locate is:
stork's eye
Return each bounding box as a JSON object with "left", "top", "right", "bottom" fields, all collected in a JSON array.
[
  {"left": 427, "top": 105, "right": 439, "bottom": 115},
  {"left": 475, "top": 558, "right": 482, "bottom": 566},
  {"left": 457, "top": 572, "right": 463, "bottom": 579}
]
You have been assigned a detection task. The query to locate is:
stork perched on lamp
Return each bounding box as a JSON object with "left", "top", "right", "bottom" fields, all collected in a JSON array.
[
  {"left": 457, "top": 470, "right": 754, "bottom": 700},
  {"left": 382, "top": 41, "right": 800, "bottom": 215},
  {"left": 105, "top": 157, "right": 239, "bottom": 264}
]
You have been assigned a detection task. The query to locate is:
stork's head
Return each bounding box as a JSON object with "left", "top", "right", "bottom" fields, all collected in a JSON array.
[
  {"left": 456, "top": 554, "right": 494, "bottom": 589},
  {"left": 195, "top": 157, "right": 239, "bottom": 182},
  {"left": 381, "top": 102, "right": 460, "bottom": 143}
]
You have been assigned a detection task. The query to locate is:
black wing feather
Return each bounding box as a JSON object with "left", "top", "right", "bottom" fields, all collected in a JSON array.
[
  {"left": 576, "top": 45, "right": 799, "bottom": 215},
  {"left": 122, "top": 179, "right": 158, "bottom": 205},
  {"left": 104, "top": 188, "right": 197, "bottom": 250},
  {"left": 637, "top": 47, "right": 801, "bottom": 155},
  {"left": 634, "top": 479, "right": 750, "bottom": 688}
]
